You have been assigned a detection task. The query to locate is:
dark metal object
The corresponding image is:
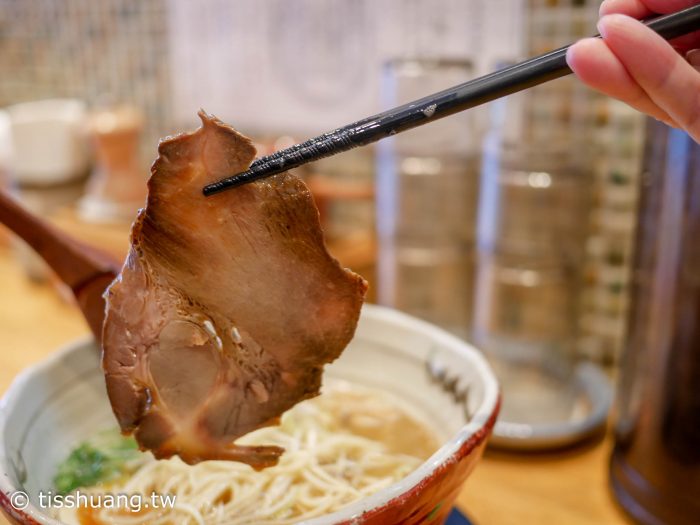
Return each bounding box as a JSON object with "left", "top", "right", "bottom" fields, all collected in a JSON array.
[
  {"left": 203, "top": 4, "right": 700, "bottom": 196},
  {"left": 610, "top": 121, "right": 700, "bottom": 525}
]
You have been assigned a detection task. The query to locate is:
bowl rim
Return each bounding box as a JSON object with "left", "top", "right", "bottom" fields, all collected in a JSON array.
[{"left": 0, "top": 304, "right": 499, "bottom": 525}]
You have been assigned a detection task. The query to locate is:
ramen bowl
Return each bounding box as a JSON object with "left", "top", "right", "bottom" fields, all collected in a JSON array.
[{"left": 0, "top": 304, "right": 499, "bottom": 524}]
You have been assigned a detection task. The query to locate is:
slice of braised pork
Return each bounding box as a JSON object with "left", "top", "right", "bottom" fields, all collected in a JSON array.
[{"left": 102, "top": 111, "right": 367, "bottom": 469}]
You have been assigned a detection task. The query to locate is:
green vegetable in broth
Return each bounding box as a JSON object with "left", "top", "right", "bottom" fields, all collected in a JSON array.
[{"left": 54, "top": 430, "right": 142, "bottom": 494}]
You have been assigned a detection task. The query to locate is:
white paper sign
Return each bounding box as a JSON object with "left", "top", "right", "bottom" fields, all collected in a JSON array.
[{"left": 168, "top": 0, "right": 525, "bottom": 135}]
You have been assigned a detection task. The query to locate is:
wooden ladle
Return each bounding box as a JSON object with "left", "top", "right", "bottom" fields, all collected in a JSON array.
[{"left": 0, "top": 190, "right": 121, "bottom": 342}]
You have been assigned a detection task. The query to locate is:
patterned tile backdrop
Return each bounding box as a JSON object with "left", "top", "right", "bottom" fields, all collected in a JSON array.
[{"left": 0, "top": 0, "right": 172, "bottom": 165}]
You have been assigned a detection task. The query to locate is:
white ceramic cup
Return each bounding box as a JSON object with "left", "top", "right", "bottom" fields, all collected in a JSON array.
[{"left": 6, "top": 99, "right": 89, "bottom": 186}]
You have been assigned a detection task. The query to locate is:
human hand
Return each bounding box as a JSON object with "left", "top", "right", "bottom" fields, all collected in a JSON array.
[{"left": 566, "top": 0, "right": 700, "bottom": 142}]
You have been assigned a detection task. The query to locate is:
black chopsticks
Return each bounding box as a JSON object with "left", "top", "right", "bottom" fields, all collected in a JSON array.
[{"left": 203, "top": 4, "right": 700, "bottom": 196}]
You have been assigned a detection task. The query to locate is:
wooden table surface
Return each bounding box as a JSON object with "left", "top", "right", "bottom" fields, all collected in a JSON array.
[{"left": 0, "top": 243, "right": 631, "bottom": 525}]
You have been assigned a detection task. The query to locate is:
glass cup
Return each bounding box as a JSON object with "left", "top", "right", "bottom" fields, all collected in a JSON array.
[
  {"left": 376, "top": 58, "right": 479, "bottom": 340},
  {"left": 471, "top": 121, "right": 614, "bottom": 449}
]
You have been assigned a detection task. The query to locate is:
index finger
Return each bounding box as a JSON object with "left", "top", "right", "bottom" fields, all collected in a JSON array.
[
  {"left": 600, "top": 14, "right": 700, "bottom": 141},
  {"left": 600, "top": 0, "right": 700, "bottom": 52},
  {"left": 600, "top": 0, "right": 700, "bottom": 17}
]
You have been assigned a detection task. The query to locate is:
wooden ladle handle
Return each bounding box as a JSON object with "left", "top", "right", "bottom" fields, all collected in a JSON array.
[{"left": 0, "top": 190, "right": 120, "bottom": 341}]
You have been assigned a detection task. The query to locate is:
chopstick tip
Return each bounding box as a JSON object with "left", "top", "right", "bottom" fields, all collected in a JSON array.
[
  {"left": 202, "top": 180, "right": 229, "bottom": 197},
  {"left": 202, "top": 172, "right": 250, "bottom": 197}
]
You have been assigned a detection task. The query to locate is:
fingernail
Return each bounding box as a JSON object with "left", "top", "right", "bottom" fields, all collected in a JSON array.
[
  {"left": 565, "top": 44, "right": 575, "bottom": 65},
  {"left": 598, "top": 14, "right": 630, "bottom": 39},
  {"left": 687, "top": 49, "right": 700, "bottom": 69}
]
